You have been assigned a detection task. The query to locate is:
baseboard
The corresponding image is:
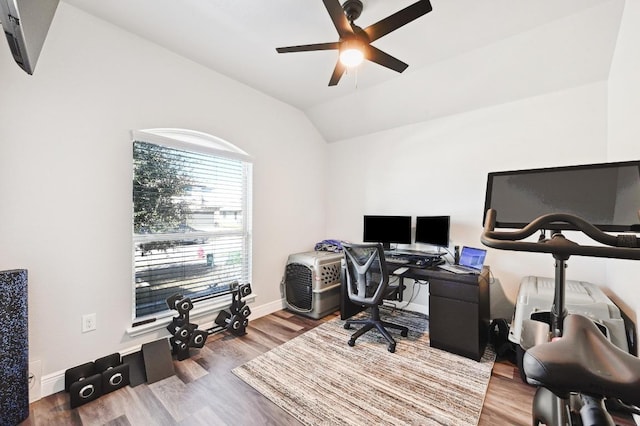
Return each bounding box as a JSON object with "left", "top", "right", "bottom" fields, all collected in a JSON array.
[
  {"left": 37, "top": 297, "right": 288, "bottom": 400},
  {"left": 41, "top": 371, "right": 65, "bottom": 401},
  {"left": 251, "top": 298, "right": 287, "bottom": 319}
]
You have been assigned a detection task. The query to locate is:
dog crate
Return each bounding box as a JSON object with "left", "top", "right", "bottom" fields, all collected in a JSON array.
[
  {"left": 282, "top": 251, "right": 343, "bottom": 319},
  {"left": 510, "top": 275, "right": 631, "bottom": 381},
  {"left": 509, "top": 276, "right": 629, "bottom": 352}
]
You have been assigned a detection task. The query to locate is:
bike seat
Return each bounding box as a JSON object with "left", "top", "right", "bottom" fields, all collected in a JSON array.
[{"left": 523, "top": 313, "right": 640, "bottom": 406}]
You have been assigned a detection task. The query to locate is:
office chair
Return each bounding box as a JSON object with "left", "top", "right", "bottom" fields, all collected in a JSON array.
[{"left": 342, "top": 242, "right": 409, "bottom": 353}]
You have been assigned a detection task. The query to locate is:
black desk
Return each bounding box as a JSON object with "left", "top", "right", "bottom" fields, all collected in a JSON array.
[
  {"left": 341, "top": 265, "right": 490, "bottom": 361},
  {"left": 405, "top": 266, "right": 490, "bottom": 361}
]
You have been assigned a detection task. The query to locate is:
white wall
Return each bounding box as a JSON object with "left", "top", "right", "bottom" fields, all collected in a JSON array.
[
  {"left": 1, "top": 0, "right": 638, "bottom": 401},
  {"left": 326, "top": 82, "right": 609, "bottom": 317},
  {"left": 0, "top": 3, "right": 326, "bottom": 383},
  {"left": 607, "top": 0, "right": 640, "bottom": 329}
]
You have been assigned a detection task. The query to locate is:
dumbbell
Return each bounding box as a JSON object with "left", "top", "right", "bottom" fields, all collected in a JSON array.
[
  {"left": 238, "top": 304, "right": 251, "bottom": 318},
  {"left": 170, "top": 335, "right": 188, "bottom": 353},
  {"left": 166, "top": 293, "right": 183, "bottom": 311},
  {"left": 238, "top": 283, "right": 252, "bottom": 298},
  {"left": 188, "top": 329, "right": 208, "bottom": 348},
  {"left": 64, "top": 362, "right": 103, "bottom": 408},
  {"left": 166, "top": 294, "right": 193, "bottom": 315},
  {"left": 94, "top": 353, "right": 121, "bottom": 373},
  {"left": 173, "top": 323, "right": 197, "bottom": 340},
  {"left": 215, "top": 310, "right": 248, "bottom": 332},
  {"left": 94, "top": 353, "right": 129, "bottom": 394},
  {"left": 170, "top": 336, "right": 191, "bottom": 360},
  {"left": 65, "top": 362, "right": 96, "bottom": 392},
  {"left": 166, "top": 317, "right": 187, "bottom": 335},
  {"left": 69, "top": 374, "right": 102, "bottom": 408},
  {"left": 230, "top": 298, "right": 251, "bottom": 317},
  {"left": 176, "top": 297, "right": 193, "bottom": 315}
]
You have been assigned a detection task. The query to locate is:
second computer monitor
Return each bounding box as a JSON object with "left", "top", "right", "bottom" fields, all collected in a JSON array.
[{"left": 415, "top": 216, "right": 450, "bottom": 248}]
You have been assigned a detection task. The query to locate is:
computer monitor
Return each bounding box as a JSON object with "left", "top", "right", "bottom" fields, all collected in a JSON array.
[
  {"left": 415, "top": 216, "right": 450, "bottom": 248},
  {"left": 483, "top": 161, "right": 640, "bottom": 232},
  {"left": 363, "top": 215, "right": 411, "bottom": 250}
]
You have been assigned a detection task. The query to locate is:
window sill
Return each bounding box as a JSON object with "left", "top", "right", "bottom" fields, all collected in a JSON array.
[{"left": 126, "top": 293, "right": 256, "bottom": 338}]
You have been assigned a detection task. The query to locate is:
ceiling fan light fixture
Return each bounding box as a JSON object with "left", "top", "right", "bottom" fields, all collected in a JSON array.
[
  {"left": 275, "top": 0, "right": 433, "bottom": 85},
  {"left": 340, "top": 48, "right": 363, "bottom": 68},
  {"left": 339, "top": 39, "right": 364, "bottom": 68}
]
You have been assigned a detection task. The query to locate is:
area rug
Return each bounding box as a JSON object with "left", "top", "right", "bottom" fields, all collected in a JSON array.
[{"left": 232, "top": 308, "right": 495, "bottom": 425}]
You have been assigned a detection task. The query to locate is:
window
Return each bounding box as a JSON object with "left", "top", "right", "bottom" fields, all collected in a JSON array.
[{"left": 132, "top": 129, "right": 252, "bottom": 319}]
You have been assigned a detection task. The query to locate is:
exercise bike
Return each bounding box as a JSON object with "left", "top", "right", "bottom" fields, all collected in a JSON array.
[{"left": 481, "top": 208, "right": 640, "bottom": 426}]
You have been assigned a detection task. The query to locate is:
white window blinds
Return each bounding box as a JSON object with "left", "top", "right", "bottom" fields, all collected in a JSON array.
[{"left": 132, "top": 133, "right": 252, "bottom": 319}]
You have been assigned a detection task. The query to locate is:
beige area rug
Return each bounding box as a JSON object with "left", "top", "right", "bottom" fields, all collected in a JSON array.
[{"left": 233, "top": 308, "right": 495, "bottom": 425}]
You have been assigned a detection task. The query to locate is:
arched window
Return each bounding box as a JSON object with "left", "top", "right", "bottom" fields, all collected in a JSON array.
[{"left": 131, "top": 129, "right": 252, "bottom": 319}]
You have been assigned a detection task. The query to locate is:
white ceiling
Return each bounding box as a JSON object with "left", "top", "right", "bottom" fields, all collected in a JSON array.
[{"left": 62, "top": 0, "right": 624, "bottom": 142}]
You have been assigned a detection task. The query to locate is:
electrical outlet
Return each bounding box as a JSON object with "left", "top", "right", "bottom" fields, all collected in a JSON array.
[
  {"left": 29, "top": 360, "right": 42, "bottom": 402},
  {"left": 82, "top": 313, "right": 97, "bottom": 333}
]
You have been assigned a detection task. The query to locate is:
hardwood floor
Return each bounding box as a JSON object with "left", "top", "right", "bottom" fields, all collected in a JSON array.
[{"left": 23, "top": 310, "right": 538, "bottom": 425}]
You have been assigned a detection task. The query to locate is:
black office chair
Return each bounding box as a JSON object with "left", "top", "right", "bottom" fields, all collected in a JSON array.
[{"left": 342, "top": 242, "right": 409, "bottom": 353}]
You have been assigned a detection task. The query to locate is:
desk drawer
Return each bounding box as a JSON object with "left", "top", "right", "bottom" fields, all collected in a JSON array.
[{"left": 429, "top": 278, "right": 479, "bottom": 303}]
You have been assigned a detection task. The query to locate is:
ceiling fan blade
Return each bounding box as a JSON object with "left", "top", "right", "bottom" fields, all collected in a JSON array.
[
  {"left": 328, "top": 60, "right": 346, "bottom": 86},
  {"left": 322, "top": 0, "right": 353, "bottom": 38},
  {"left": 276, "top": 42, "right": 340, "bottom": 53},
  {"left": 363, "top": 45, "right": 408, "bottom": 73},
  {"left": 364, "top": 0, "right": 432, "bottom": 43}
]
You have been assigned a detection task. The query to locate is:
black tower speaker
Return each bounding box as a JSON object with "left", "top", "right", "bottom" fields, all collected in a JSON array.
[{"left": 0, "top": 269, "right": 29, "bottom": 425}]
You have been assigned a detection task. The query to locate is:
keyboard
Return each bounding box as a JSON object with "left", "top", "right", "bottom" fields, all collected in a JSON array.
[
  {"left": 386, "top": 257, "right": 409, "bottom": 264},
  {"left": 438, "top": 264, "right": 479, "bottom": 274}
]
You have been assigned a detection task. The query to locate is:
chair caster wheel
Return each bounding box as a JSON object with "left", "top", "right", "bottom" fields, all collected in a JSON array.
[
  {"left": 401, "top": 330, "right": 408, "bottom": 337},
  {"left": 388, "top": 344, "right": 396, "bottom": 353},
  {"left": 344, "top": 323, "right": 351, "bottom": 330},
  {"left": 348, "top": 339, "right": 355, "bottom": 347}
]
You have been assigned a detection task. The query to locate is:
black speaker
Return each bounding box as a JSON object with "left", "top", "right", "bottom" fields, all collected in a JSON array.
[
  {"left": 69, "top": 373, "right": 102, "bottom": 408},
  {"left": 0, "top": 269, "right": 29, "bottom": 425}
]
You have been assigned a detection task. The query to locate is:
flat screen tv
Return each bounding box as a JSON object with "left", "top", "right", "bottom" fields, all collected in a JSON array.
[
  {"left": 483, "top": 161, "right": 640, "bottom": 232},
  {"left": 363, "top": 215, "right": 411, "bottom": 250},
  {"left": 415, "top": 216, "right": 450, "bottom": 248}
]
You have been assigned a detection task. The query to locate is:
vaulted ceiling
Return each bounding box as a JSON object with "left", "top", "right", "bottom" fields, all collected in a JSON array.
[{"left": 64, "top": 0, "right": 624, "bottom": 142}]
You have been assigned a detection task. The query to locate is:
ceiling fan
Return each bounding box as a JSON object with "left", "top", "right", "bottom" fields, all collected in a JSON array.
[{"left": 275, "top": 0, "right": 433, "bottom": 86}]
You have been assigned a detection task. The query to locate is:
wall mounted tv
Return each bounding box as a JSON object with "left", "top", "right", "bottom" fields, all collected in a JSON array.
[
  {"left": 415, "top": 216, "right": 450, "bottom": 248},
  {"left": 483, "top": 160, "right": 640, "bottom": 232},
  {"left": 363, "top": 215, "right": 411, "bottom": 250}
]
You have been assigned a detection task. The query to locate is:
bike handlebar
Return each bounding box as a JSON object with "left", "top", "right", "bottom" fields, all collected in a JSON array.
[{"left": 481, "top": 209, "right": 640, "bottom": 260}]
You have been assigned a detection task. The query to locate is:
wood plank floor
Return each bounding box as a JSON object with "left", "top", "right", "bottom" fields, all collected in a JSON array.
[{"left": 23, "top": 310, "right": 539, "bottom": 425}]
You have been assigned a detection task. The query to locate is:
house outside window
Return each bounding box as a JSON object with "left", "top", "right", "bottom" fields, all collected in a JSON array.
[{"left": 132, "top": 129, "right": 252, "bottom": 319}]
